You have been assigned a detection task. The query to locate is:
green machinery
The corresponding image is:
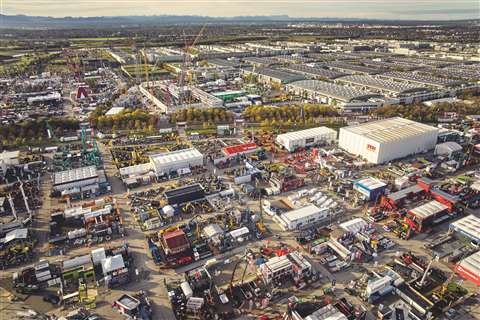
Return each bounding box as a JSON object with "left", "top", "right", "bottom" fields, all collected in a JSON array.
[{"left": 80, "top": 127, "right": 101, "bottom": 167}]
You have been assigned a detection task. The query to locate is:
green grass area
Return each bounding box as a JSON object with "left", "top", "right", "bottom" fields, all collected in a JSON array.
[
  {"left": 121, "top": 64, "right": 170, "bottom": 78},
  {"left": 185, "top": 128, "right": 217, "bottom": 135}
]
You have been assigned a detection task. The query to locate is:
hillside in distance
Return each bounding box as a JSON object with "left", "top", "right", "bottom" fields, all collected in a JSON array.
[{"left": 1, "top": 14, "right": 476, "bottom": 29}]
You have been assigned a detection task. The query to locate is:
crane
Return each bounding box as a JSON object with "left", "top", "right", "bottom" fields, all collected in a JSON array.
[
  {"left": 417, "top": 255, "right": 438, "bottom": 288},
  {"left": 7, "top": 194, "right": 17, "bottom": 220},
  {"left": 179, "top": 24, "right": 207, "bottom": 105},
  {"left": 18, "top": 182, "right": 31, "bottom": 217},
  {"left": 229, "top": 248, "right": 253, "bottom": 295},
  {"left": 140, "top": 49, "right": 150, "bottom": 87}
]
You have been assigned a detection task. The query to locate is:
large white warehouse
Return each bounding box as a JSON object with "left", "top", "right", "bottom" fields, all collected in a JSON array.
[
  {"left": 276, "top": 127, "right": 337, "bottom": 152},
  {"left": 149, "top": 148, "right": 204, "bottom": 176},
  {"left": 274, "top": 204, "right": 329, "bottom": 230},
  {"left": 338, "top": 117, "right": 438, "bottom": 164}
]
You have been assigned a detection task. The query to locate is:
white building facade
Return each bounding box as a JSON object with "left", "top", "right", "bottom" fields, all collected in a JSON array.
[{"left": 338, "top": 117, "right": 438, "bottom": 164}]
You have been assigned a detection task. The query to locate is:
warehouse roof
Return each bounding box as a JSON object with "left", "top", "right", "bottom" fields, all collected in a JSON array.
[
  {"left": 3, "top": 228, "right": 28, "bottom": 244},
  {"left": 355, "top": 177, "right": 387, "bottom": 191},
  {"left": 203, "top": 224, "right": 223, "bottom": 238},
  {"left": 244, "top": 67, "right": 305, "bottom": 83},
  {"left": 380, "top": 71, "right": 462, "bottom": 88},
  {"left": 336, "top": 75, "right": 428, "bottom": 95},
  {"left": 339, "top": 218, "right": 368, "bottom": 234},
  {"left": 164, "top": 183, "right": 204, "bottom": 198},
  {"left": 341, "top": 117, "right": 438, "bottom": 144},
  {"left": 388, "top": 185, "right": 423, "bottom": 202},
  {"left": 243, "top": 56, "right": 278, "bottom": 65},
  {"left": 285, "top": 64, "right": 347, "bottom": 79},
  {"left": 150, "top": 148, "right": 202, "bottom": 168},
  {"left": 53, "top": 166, "right": 98, "bottom": 186},
  {"left": 455, "top": 251, "right": 480, "bottom": 285},
  {"left": 223, "top": 142, "right": 259, "bottom": 156},
  {"left": 208, "top": 58, "right": 241, "bottom": 68},
  {"left": 409, "top": 200, "right": 448, "bottom": 220},
  {"left": 281, "top": 204, "right": 323, "bottom": 223},
  {"left": 277, "top": 127, "right": 337, "bottom": 143},
  {"left": 162, "top": 229, "right": 189, "bottom": 250},
  {"left": 119, "top": 163, "right": 153, "bottom": 177},
  {"left": 229, "top": 226, "right": 249, "bottom": 239},
  {"left": 435, "top": 142, "right": 462, "bottom": 154},
  {"left": 101, "top": 254, "right": 125, "bottom": 274},
  {"left": 263, "top": 255, "right": 292, "bottom": 273},
  {"left": 450, "top": 214, "right": 480, "bottom": 242},
  {"left": 305, "top": 304, "right": 348, "bottom": 320},
  {"left": 323, "top": 61, "right": 384, "bottom": 74},
  {"left": 288, "top": 80, "right": 378, "bottom": 102}
]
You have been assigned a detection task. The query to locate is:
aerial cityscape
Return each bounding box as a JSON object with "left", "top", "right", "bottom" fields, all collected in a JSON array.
[{"left": 0, "top": 1, "right": 479, "bottom": 320}]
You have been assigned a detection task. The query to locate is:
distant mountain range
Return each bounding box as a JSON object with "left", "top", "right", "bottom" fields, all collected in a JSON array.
[{"left": 0, "top": 14, "right": 475, "bottom": 29}]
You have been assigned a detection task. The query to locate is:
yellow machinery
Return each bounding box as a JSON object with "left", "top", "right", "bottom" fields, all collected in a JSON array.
[{"left": 256, "top": 221, "right": 266, "bottom": 234}]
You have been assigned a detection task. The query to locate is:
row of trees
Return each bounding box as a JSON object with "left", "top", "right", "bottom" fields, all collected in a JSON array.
[
  {"left": 0, "top": 118, "right": 79, "bottom": 146},
  {"left": 243, "top": 104, "right": 339, "bottom": 123},
  {"left": 90, "top": 108, "right": 162, "bottom": 133},
  {"left": 169, "top": 107, "right": 234, "bottom": 124},
  {"left": 371, "top": 102, "right": 480, "bottom": 122}
]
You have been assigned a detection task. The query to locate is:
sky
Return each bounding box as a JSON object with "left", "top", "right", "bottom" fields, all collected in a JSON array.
[{"left": 1, "top": 0, "right": 479, "bottom": 20}]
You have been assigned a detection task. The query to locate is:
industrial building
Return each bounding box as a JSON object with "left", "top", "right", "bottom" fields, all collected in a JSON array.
[
  {"left": 53, "top": 166, "right": 109, "bottom": 198},
  {"left": 405, "top": 200, "right": 449, "bottom": 232},
  {"left": 286, "top": 79, "right": 384, "bottom": 112},
  {"left": 455, "top": 251, "right": 480, "bottom": 286},
  {"left": 291, "top": 304, "right": 348, "bottom": 320},
  {"left": 379, "top": 71, "right": 463, "bottom": 88},
  {"left": 449, "top": 214, "right": 480, "bottom": 243},
  {"left": 242, "top": 67, "right": 305, "bottom": 85},
  {"left": 222, "top": 142, "right": 259, "bottom": 158},
  {"left": 164, "top": 184, "right": 205, "bottom": 206},
  {"left": 161, "top": 229, "right": 190, "bottom": 256},
  {"left": 323, "top": 61, "right": 384, "bottom": 75},
  {"left": 338, "top": 117, "right": 439, "bottom": 164},
  {"left": 335, "top": 75, "right": 429, "bottom": 97},
  {"left": 353, "top": 177, "right": 387, "bottom": 201},
  {"left": 276, "top": 127, "right": 337, "bottom": 152},
  {"left": 285, "top": 64, "right": 347, "bottom": 80},
  {"left": 434, "top": 141, "right": 463, "bottom": 159},
  {"left": 149, "top": 148, "right": 204, "bottom": 177},
  {"left": 274, "top": 204, "right": 329, "bottom": 231},
  {"left": 259, "top": 255, "right": 292, "bottom": 283},
  {"left": 0, "top": 151, "right": 20, "bottom": 177}
]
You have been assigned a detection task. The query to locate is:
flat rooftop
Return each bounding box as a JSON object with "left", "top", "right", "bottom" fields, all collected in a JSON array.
[
  {"left": 164, "top": 183, "right": 204, "bottom": 198},
  {"left": 53, "top": 166, "right": 98, "bottom": 186},
  {"left": 409, "top": 200, "right": 449, "bottom": 220},
  {"left": 341, "top": 117, "right": 438, "bottom": 144},
  {"left": 277, "top": 126, "right": 337, "bottom": 142},
  {"left": 450, "top": 214, "right": 480, "bottom": 242},
  {"left": 288, "top": 79, "right": 378, "bottom": 102},
  {"left": 149, "top": 148, "right": 203, "bottom": 166},
  {"left": 281, "top": 204, "right": 323, "bottom": 223},
  {"left": 337, "top": 75, "right": 428, "bottom": 95}
]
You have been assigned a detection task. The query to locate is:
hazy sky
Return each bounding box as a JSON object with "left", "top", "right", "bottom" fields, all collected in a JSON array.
[{"left": 2, "top": 0, "right": 479, "bottom": 20}]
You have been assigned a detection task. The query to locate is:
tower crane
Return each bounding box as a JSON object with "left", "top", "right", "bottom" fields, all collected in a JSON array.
[
  {"left": 19, "top": 182, "right": 31, "bottom": 217},
  {"left": 7, "top": 194, "right": 17, "bottom": 220},
  {"left": 417, "top": 255, "right": 438, "bottom": 288},
  {"left": 179, "top": 24, "right": 207, "bottom": 105}
]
